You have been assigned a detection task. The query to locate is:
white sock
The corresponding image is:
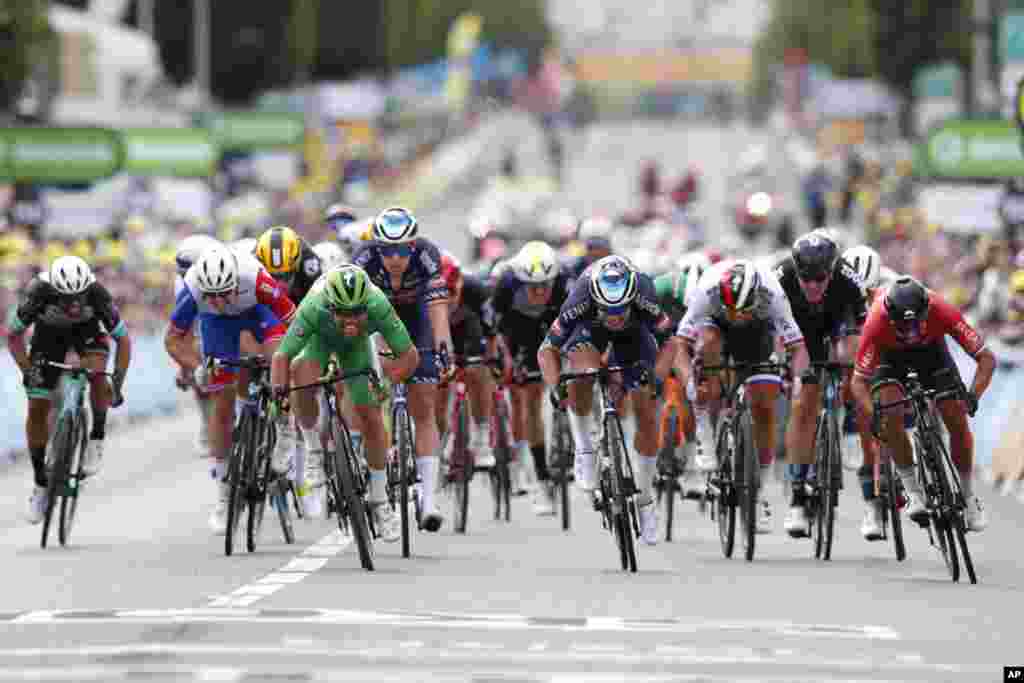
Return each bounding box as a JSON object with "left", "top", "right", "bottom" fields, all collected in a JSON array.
[
  {"left": 369, "top": 469, "right": 387, "bottom": 503},
  {"left": 299, "top": 424, "right": 320, "bottom": 451},
  {"left": 417, "top": 456, "right": 437, "bottom": 508},
  {"left": 209, "top": 459, "right": 226, "bottom": 481},
  {"left": 621, "top": 415, "right": 637, "bottom": 456},
  {"left": 694, "top": 409, "right": 713, "bottom": 452},
  {"left": 568, "top": 410, "right": 596, "bottom": 455},
  {"left": 636, "top": 454, "right": 657, "bottom": 503},
  {"left": 292, "top": 440, "right": 305, "bottom": 486}
]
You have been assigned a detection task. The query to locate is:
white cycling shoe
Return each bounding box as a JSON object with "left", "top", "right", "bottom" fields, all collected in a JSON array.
[{"left": 26, "top": 485, "right": 48, "bottom": 525}]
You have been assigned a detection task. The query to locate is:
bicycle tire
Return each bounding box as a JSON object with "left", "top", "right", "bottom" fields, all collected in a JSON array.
[
  {"left": 59, "top": 416, "right": 87, "bottom": 547},
  {"left": 552, "top": 409, "right": 572, "bottom": 531},
  {"left": 715, "top": 419, "right": 736, "bottom": 559},
  {"left": 246, "top": 417, "right": 273, "bottom": 554},
  {"left": 225, "top": 413, "right": 251, "bottom": 557},
  {"left": 452, "top": 400, "right": 471, "bottom": 534},
  {"left": 394, "top": 404, "right": 413, "bottom": 559},
  {"left": 491, "top": 403, "right": 512, "bottom": 522},
  {"left": 42, "top": 416, "right": 73, "bottom": 549},
  {"left": 881, "top": 459, "right": 906, "bottom": 561},
  {"left": 822, "top": 412, "right": 841, "bottom": 561},
  {"left": 811, "top": 416, "right": 827, "bottom": 559},
  {"left": 737, "top": 409, "right": 757, "bottom": 562},
  {"left": 953, "top": 516, "right": 977, "bottom": 584},
  {"left": 662, "top": 411, "right": 678, "bottom": 543},
  {"left": 606, "top": 415, "right": 637, "bottom": 573},
  {"left": 929, "top": 430, "right": 974, "bottom": 583},
  {"left": 331, "top": 415, "right": 374, "bottom": 571},
  {"left": 275, "top": 479, "right": 296, "bottom": 544}
]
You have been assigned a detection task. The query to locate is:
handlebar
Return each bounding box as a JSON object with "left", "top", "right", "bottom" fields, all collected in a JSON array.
[
  {"left": 286, "top": 360, "right": 382, "bottom": 394},
  {"left": 699, "top": 361, "right": 789, "bottom": 377},
  {"left": 558, "top": 362, "right": 649, "bottom": 388},
  {"left": 208, "top": 355, "right": 270, "bottom": 371},
  {"left": 44, "top": 361, "right": 115, "bottom": 378}
]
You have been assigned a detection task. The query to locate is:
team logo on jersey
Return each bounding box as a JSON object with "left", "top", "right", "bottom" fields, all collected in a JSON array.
[{"left": 304, "top": 258, "right": 320, "bottom": 278}]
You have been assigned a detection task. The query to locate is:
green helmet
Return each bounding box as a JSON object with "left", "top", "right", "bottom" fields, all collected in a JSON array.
[{"left": 324, "top": 264, "right": 370, "bottom": 312}]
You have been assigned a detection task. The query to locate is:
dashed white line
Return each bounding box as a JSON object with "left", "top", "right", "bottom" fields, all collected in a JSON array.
[{"left": 206, "top": 529, "right": 352, "bottom": 608}]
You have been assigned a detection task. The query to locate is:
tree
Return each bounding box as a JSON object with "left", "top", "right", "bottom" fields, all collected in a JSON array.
[{"left": 0, "top": 0, "right": 53, "bottom": 114}]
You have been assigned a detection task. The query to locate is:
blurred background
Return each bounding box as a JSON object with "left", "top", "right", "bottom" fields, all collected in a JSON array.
[{"left": 3, "top": 0, "right": 1024, "bottom": 483}]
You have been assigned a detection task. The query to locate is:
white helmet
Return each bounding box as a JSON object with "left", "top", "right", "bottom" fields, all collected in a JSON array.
[
  {"left": 176, "top": 234, "right": 221, "bottom": 275},
  {"left": 313, "top": 241, "right": 346, "bottom": 270},
  {"left": 578, "top": 216, "right": 613, "bottom": 243},
  {"left": 676, "top": 251, "right": 712, "bottom": 272},
  {"left": 681, "top": 261, "right": 706, "bottom": 304},
  {"left": 193, "top": 244, "right": 239, "bottom": 294},
  {"left": 49, "top": 255, "right": 95, "bottom": 295},
  {"left": 843, "top": 245, "right": 881, "bottom": 290},
  {"left": 515, "top": 241, "right": 560, "bottom": 284}
]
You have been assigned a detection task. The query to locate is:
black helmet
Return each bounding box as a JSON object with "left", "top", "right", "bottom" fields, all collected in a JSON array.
[
  {"left": 884, "top": 276, "right": 930, "bottom": 323},
  {"left": 791, "top": 230, "right": 838, "bottom": 281}
]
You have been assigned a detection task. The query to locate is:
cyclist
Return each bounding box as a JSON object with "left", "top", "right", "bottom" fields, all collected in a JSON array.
[
  {"left": 351, "top": 207, "right": 453, "bottom": 531},
  {"left": 564, "top": 216, "right": 615, "bottom": 284},
  {"left": 674, "top": 259, "right": 809, "bottom": 534},
  {"left": 324, "top": 204, "right": 362, "bottom": 260},
  {"left": 851, "top": 276, "right": 994, "bottom": 532},
  {"left": 165, "top": 244, "right": 296, "bottom": 534},
  {"left": 773, "top": 231, "right": 868, "bottom": 538},
  {"left": 492, "top": 241, "right": 571, "bottom": 514},
  {"left": 437, "top": 251, "right": 496, "bottom": 469},
  {"left": 538, "top": 255, "right": 677, "bottom": 544},
  {"left": 9, "top": 256, "right": 131, "bottom": 523},
  {"left": 270, "top": 265, "right": 419, "bottom": 541},
  {"left": 254, "top": 226, "right": 323, "bottom": 305},
  {"left": 173, "top": 234, "right": 221, "bottom": 458},
  {"left": 842, "top": 244, "right": 890, "bottom": 539}
]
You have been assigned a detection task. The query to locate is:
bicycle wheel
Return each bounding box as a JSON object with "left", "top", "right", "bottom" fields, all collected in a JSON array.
[
  {"left": 552, "top": 410, "right": 571, "bottom": 531},
  {"left": 661, "top": 411, "right": 678, "bottom": 543},
  {"left": 42, "top": 417, "right": 73, "bottom": 549},
  {"left": 394, "top": 404, "right": 414, "bottom": 559},
  {"left": 452, "top": 400, "right": 471, "bottom": 534},
  {"left": 606, "top": 416, "right": 637, "bottom": 573},
  {"left": 225, "top": 414, "right": 251, "bottom": 557},
  {"left": 715, "top": 420, "right": 736, "bottom": 559},
  {"left": 881, "top": 459, "right": 906, "bottom": 562},
  {"left": 331, "top": 416, "right": 374, "bottom": 571},
  {"left": 59, "top": 416, "right": 88, "bottom": 547},
  {"left": 821, "top": 413, "right": 841, "bottom": 561},
  {"left": 491, "top": 404, "right": 512, "bottom": 522},
  {"left": 929, "top": 431, "right": 975, "bottom": 583},
  {"left": 246, "top": 417, "right": 273, "bottom": 553},
  {"left": 736, "top": 410, "right": 757, "bottom": 562},
  {"left": 953, "top": 515, "right": 977, "bottom": 584},
  {"left": 275, "top": 479, "right": 296, "bottom": 544}
]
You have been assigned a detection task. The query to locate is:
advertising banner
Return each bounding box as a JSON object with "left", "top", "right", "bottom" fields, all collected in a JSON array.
[
  {"left": 197, "top": 112, "right": 305, "bottom": 151},
  {"left": 120, "top": 128, "right": 218, "bottom": 177},
  {"left": 918, "top": 118, "right": 1024, "bottom": 179},
  {"left": 2, "top": 127, "right": 121, "bottom": 183}
]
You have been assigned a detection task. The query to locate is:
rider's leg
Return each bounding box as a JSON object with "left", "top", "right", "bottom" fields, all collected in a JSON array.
[
  {"left": 348, "top": 375, "right": 402, "bottom": 542},
  {"left": 409, "top": 381, "right": 444, "bottom": 529},
  {"left": 466, "top": 365, "right": 494, "bottom": 464},
  {"left": 691, "top": 326, "right": 724, "bottom": 471},
  {"left": 566, "top": 344, "right": 601, "bottom": 489}
]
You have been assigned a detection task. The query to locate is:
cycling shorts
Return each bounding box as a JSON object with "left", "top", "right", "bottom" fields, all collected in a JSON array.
[
  {"left": 395, "top": 301, "right": 438, "bottom": 384},
  {"left": 25, "top": 320, "right": 110, "bottom": 399},
  {"left": 198, "top": 305, "right": 285, "bottom": 392},
  {"left": 562, "top": 321, "right": 656, "bottom": 392}
]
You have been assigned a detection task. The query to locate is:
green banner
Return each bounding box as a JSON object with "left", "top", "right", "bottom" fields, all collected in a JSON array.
[
  {"left": 196, "top": 111, "right": 304, "bottom": 151},
  {"left": 916, "top": 119, "right": 1024, "bottom": 179},
  {"left": 2, "top": 128, "right": 121, "bottom": 183},
  {"left": 120, "top": 128, "right": 218, "bottom": 177}
]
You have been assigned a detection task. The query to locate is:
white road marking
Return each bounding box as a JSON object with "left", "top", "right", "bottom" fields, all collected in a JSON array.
[{"left": 205, "top": 529, "right": 352, "bottom": 608}]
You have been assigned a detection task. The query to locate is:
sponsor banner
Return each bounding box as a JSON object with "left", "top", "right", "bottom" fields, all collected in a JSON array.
[
  {"left": 196, "top": 111, "right": 305, "bottom": 151},
  {"left": 120, "top": 128, "right": 218, "bottom": 177},
  {"left": 2, "top": 127, "right": 121, "bottom": 183}
]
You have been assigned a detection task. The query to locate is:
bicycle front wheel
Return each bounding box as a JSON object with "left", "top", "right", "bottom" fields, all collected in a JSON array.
[
  {"left": 452, "top": 400, "right": 471, "bottom": 534},
  {"left": 821, "top": 412, "right": 840, "bottom": 560},
  {"left": 394, "top": 405, "right": 414, "bottom": 559},
  {"left": 736, "top": 410, "right": 758, "bottom": 562},
  {"left": 246, "top": 417, "right": 274, "bottom": 553},
  {"left": 491, "top": 403, "right": 512, "bottom": 522},
  {"left": 881, "top": 458, "right": 906, "bottom": 562},
  {"left": 715, "top": 422, "right": 736, "bottom": 559},
  {"left": 225, "top": 413, "right": 252, "bottom": 557},
  {"left": 59, "top": 416, "right": 88, "bottom": 547},
  {"left": 42, "top": 417, "right": 73, "bottom": 549},
  {"left": 331, "top": 417, "right": 374, "bottom": 571},
  {"left": 606, "top": 416, "right": 637, "bottom": 573}
]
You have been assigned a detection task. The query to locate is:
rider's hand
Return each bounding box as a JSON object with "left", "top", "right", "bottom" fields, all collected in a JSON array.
[
  {"left": 549, "top": 385, "right": 568, "bottom": 411},
  {"left": 193, "top": 364, "right": 211, "bottom": 389},
  {"left": 175, "top": 365, "right": 193, "bottom": 390}
]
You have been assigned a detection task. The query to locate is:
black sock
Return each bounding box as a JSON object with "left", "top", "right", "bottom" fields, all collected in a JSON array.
[
  {"left": 30, "top": 446, "right": 47, "bottom": 487},
  {"left": 531, "top": 444, "right": 549, "bottom": 482},
  {"left": 90, "top": 411, "right": 107, "bottom": 440}
]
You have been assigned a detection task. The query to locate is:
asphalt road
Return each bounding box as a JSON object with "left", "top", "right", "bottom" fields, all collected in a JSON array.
[{"left": 0, "top": 118, "right": 1014, "bottom": 682}]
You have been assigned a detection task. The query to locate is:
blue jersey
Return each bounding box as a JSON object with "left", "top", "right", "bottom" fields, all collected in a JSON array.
[
  {"left": 545, "top": 265, "right": 672, "bottom": 350},
  {"left": 351, "top": 239, "right": 449, "bottom": 308},
  {"left": 489, "top": 268, "right": 570, "bottom": 336},
  {"left": 563, "top": 255, "right": 593, "bottom": 285}
]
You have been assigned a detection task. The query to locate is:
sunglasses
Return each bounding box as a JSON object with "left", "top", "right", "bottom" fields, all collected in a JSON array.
[
  {"left": 327, "top": 217, "right": 355, "bottom": 231},
  {"left": 797, "top": 270, "right": 831, "bottom": 284},
  {"left": 379, "top": 244, "right": 413, "bottom": 258},
  {"left": 202, "top": 291, "right": 234, "bottom": 302},
  {"left": 331, "top": 306, "right": 368, "bottom": 318}
]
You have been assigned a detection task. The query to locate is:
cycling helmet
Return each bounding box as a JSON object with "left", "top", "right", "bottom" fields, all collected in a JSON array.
[
  {"left": 324, "top": 203, "right": 357, "bottom": 225},
  {"left": 313, "top": 241, "right": 346, "bottom": 271},
  {"left": 323, "top": 264, "right": 370, "bottom": 312},
  {"left": 255, "top": 226, "right": 303, "bottom": 276},
  {"left": 791, "top": 230, "right": 839, "bottom": 281},
  {"left": 515, "top": 241, "right": 559, "bottom": 284},
  {"left": 373, "top": 207, "right": 418, "bottom": 244},
  {"left": 49, "top": 255, "right": 95, "bottom": 295},
  {"left": 193, "top": 244, "right": 239, "bottom": 294},
  {"left": 578, "top": 216, "right": 613, "bottom": 249},
  {"left": 719, "top": 260, "right": 760, "bottom": 313},
  {"left": 676, "top": 251, "right": 712, "bottom": 273},
  {"left": 440, "top": 250, "right": 464, "bottom": 294},
  {"left": 681, "top": 261, "right": 706, "bottom": 303},
  {"left": 175, "top": 234, "right": 220, "bottom": 275},
  {"left": 884, "top": 276, "right": 930, "bottom": 324},
  {"left": 590, "top": 255, "right": 638, "bottom": 308},
  {"left": 843, "top": 245, "right": 881, "bottom": 290}
]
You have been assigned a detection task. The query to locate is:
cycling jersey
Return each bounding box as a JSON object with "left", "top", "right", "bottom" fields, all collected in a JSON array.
[
  {"left": 250, "top": 239, "right": 322, "bottom": 305},
  {"left": 351, "top": 239, "right": 449, "bottom": 382},
  {"left": 773, "top": 256, "right": 867, "bottom": 362},
  {"left": 490, "top": 268, "right": 570, "bottom": 371},
  {"left": 653, "top": 270, "right": 694, "bottom": 328},
  {"left": 277, "top": 279, "right": 413, "bottom": 405},
  {"left": 9, "top": 278, "right": 127, "bottom": 398},
  {"left": 451, "top": 274, "right": 494, "bottom": 360},
  {"left": 677, "top": 261, "right": 804, "bottom": 349},
  {"left": 855, "top": 290, "right": 986, "bottom": 378}
]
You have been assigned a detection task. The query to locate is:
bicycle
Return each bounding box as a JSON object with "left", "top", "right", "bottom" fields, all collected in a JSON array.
[
  {"left": 39, "top": 361, "right": 120, "bottom": 549},
  {"left": 212, "top": 356, "right": 298, "bottom": 557},
  {"left": 654, "top": 370, "right": 697, "bottom": 543},
  {"left": 801, "top": 356, "right": 852, "bottom": 561},
  {"left": 549, "top": 399, "right": 573, "bottom": 532},
  {"left": 486, "top": 358, "right": 517, "bottom": 523},
  {"left": 387, "top": 378, "right": 420, "bottom": 558},
  {"left": 284, "top": 360, "right": 380, "bottom": 571},
  {"left": 873, "top": 444, "right": 907, "bottom": 562},
  {"left": 871, "top": 369, "right": 977, "bottom": 583},
  {"left": 701, "top": 360, "right": 789, "bottom": 562},
  {"left": 558, "top": 363, "right": 646, "bottom": 573},
  {"left": 444, "top": 355, "right": 490, "bottom": 534}
]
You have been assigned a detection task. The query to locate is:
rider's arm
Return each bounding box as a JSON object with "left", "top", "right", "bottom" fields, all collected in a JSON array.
[
  {"left": 851, "top": 305, "right": 885, "bottom": 416},
  {"left": 934, "top": 295, "right": 996, "bottom": 400},
  {"left": 92, "top": 282, "right": 132, "bottom": 375},
  {"left": 420, "top": 245, "right": 453, "bottom": 355},
  {"left": 7, "top": 278, "right": 47, "bottom": 371},
  {"left": 255, "top": 268, "right": 297, "bottom": 324},
  {"left": 165, "top": 287, "right": 202, "bottom": 370}
]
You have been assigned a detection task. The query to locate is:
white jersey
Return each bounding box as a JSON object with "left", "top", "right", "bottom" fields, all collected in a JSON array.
[
  {"left": 677, "top": 260, "right": 804, "bottom": 347},
  {"left": 182, "top": 250, "right": 276, "bottom": 317}
]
